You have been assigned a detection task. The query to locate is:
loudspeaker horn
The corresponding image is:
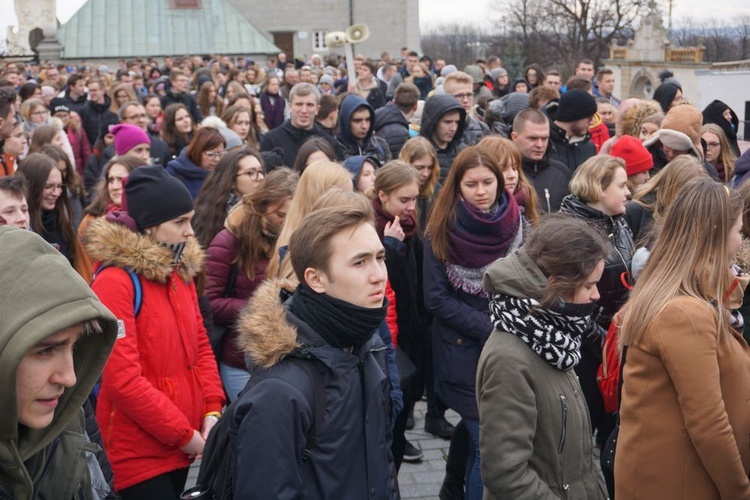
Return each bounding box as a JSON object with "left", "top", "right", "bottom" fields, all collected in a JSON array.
[
  {"left": 345, "top": 24, "right": 370, "bottom": 43},
  {"left": 324, "top": 31, "right": 347, "bottom": 48}
]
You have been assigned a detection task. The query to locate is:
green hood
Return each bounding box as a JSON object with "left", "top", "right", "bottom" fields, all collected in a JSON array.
[
  {"left": 0, "top": 227, "right": 117, "bottom": 497},
  {"left": 483, "top": 247, "right": 548, "bottom": 300}
]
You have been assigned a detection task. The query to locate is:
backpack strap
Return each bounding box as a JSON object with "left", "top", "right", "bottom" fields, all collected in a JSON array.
[
  {"left": 289, "top": 358, "right": 326, "bottom": 464},
  {"left": 93, "top": 265, "right": 143, "bottom": 317}
]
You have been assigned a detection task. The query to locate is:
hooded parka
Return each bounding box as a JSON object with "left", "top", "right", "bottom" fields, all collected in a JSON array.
[
  {"left": 420, "top": 95, "right": 467, "bottom": 183},
  {"left": 0, "top": 227, "right": 118, "bottom": 500},
  {"left": 337, "top": 94, "right": 392, "bottom": 165},
  {"left": 85, "top": 218, "right": 225, "bottom": 491}
]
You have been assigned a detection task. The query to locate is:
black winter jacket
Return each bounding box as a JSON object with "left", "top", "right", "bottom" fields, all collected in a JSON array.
[
  {"left": 337, "top": 94, "right": 392, "bottom": 165},
  {"left": 420, "top": 95, "right": 467, "bottom": 183},
  {"left": 548, "top": 122, "right": 596, "bottom": 173},
  {"left": 559, "top": 195, "right": 634, "bottom": 327},
  {"left": 461, "top": 115, "right": 490, "bottom": 147},
  {"left": 624, "top": 195, "right": 655, "bottom": 246},
  {"left": 260, "top": 119, "right": 341, "bottom": 166},
  {"left": 160, "top": 88, "right": 203, "bottom": 124},
  {"left": 80, "top": 97, "right": 118, "bottom": 146},
  {"left": 374, "top": 102, "right": 411, "bottom": 159},
  {"left": 232, "top": 280, "right": 398, "bottom": 500},
  {"left": 521, "top": 153, "right": 572, "bottom": 213}
]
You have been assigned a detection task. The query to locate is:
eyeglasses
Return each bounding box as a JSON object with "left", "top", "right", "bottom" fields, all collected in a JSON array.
[
  {"left": 237, "top": 169, "right": 264, "bottom": 180},
  {"left": 452, "top": 93, "right": 473, "bottom": 101},
  {"left": 125, "top": 113, "right": 147, "bottom": 121},
  {"left": 705, "top": 141, "right": 721, "bottom": 149},
  {"left": 203, "top": 151, "right": 227, "bottom": 159},
  {"left": 44, "top": 183, "right": 64, "bottom": 192}
]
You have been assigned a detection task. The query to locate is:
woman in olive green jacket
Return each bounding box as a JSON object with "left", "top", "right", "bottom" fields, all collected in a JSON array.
[{"left": 477, "top": 215, "right": 609, "bottom": 500}]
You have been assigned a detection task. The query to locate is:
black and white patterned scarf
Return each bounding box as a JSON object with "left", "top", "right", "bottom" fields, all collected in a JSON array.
[{"left": 488, "top": 294, "right": 592, "bottom": 371}]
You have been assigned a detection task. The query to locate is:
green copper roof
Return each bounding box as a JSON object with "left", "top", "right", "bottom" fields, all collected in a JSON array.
[{"left": 58, "top": 0, "right": 280, "bottom": 59}]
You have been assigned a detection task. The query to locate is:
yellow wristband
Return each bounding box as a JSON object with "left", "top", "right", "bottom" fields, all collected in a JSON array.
[{"left": 204, "top": 411, "right": 222, "bottom": 419}]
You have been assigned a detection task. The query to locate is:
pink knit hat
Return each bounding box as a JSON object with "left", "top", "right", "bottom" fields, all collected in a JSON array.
[{"left": 111, "top": 124, "right": 151, "bottom": 156}]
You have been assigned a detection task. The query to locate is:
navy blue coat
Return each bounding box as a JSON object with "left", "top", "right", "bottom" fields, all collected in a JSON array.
[
  {"left": 423, "top": 236, "right": 494, "bottom": 421},
  {"left": 165, "top": 148, "right": 208, "bottom": 200},
  {"left": 232, "top": 281, "right": 398, "bottom": 499}
]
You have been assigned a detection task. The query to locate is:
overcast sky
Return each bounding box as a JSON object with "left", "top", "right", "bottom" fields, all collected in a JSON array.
[{"left": 1, "top": 0, "right": 748, "bottom": 39}]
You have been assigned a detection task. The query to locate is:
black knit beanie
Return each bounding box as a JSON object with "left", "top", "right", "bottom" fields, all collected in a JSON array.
[
  {"left": 556, "top": 89, "right": 597, "bottom": 122},
  {"left": 123, "top": 166, "right": 194, "bottom": 231}
]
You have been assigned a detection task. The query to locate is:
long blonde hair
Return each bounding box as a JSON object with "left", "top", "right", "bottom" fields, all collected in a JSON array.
[
  {"left": 267, "top": 160, "right": 353, "bottom": 279},
  {"left": 631, "top": 156, "right": 709, "bottom": 224},
  {"left": 620, "top": 179, "right": 743, "bottom": 348},
  {"left": 701, "top": 123, "right": 737, "bottom": 181}
]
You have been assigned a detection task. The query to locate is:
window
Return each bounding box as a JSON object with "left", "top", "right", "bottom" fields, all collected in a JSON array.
[{"left": 313, "top": 31, "right": 328, "bottom": 51}]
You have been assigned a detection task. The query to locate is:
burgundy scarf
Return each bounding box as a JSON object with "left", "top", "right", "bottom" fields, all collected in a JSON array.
[
  {"left": 446, "top": 192, "right": 520, "bottom": 269},
  {"left": 512, "top": 185, "right": 527, "bottom": 211},
  {"left": 372, "top": 198, "right": 417, "bottom": 242}
]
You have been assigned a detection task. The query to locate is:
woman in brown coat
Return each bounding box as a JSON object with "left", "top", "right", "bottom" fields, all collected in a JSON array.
[{"left": 616, "top": 178, "right": 750, "bottom": 499}]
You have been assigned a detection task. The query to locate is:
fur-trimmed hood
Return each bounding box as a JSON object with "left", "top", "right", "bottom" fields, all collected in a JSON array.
[
  {"left": 236, "top": 278, "right": 301, "bottom": 369},
  {"left": 84, "top": 216, "right": 204, "bottom": 283}
]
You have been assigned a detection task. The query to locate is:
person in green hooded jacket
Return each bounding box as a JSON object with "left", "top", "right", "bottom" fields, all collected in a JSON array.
[{"left": 0, "top": 226, "right": 117, "bottom": 500}]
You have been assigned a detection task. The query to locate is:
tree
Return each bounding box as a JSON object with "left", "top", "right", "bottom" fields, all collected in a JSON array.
[
  {"left": 495, "top": 0, "right": 643, "bottom": 72},
  {"left": 421, "top": 23, "right": 490, "bottom": 70}
]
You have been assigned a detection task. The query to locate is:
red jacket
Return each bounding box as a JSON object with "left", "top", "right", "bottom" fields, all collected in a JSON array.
[
  {"left": 86, "top": 218, "right": 225, "bottom": 491},
  {"left": 588, "top": 116, "right": 611, "bottom": 154}
]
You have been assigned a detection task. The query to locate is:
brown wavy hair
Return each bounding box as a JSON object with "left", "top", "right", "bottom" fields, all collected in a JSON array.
[{"left": 233, "top": 167, "right": 298, "bottom": 277}]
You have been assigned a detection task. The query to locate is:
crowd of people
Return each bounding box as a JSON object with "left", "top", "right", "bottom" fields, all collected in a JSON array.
[{"left": 1, "top": 47, "right": 749, "bottom": 500}]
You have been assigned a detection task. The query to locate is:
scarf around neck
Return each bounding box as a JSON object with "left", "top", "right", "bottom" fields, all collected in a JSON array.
[
  {"left": 444, "top": 193, "right": 522, "bottom": 297},
  {"left": 160, "top": 241, "right": 187, "bottom": 265},
  {"left": 489, "top": 294, "right": 593, "bottom": 371},
  {"left": 372, "top": 198, "right": 417, "bottom": 241},
  {"left": 291, "top": 284, "right": 388, "bottom": 351}
]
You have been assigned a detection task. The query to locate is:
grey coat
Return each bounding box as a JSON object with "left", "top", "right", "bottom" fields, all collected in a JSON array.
[{"left": 477, "top": 249, "right": 607, "bottom": 500}]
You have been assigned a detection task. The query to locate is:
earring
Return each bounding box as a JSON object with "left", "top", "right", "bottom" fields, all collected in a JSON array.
[{"left": 145, "top": 229, "right": 151, "bottom": 235}]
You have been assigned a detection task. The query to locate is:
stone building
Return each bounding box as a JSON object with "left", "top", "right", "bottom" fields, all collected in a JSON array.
[
  {"left": 603, "top": 3, "right": 710, "bottom": 103},
  {"left": 604, "top": 3, "right": 750, "bottom": 138},
  {"left": 226, "top": 0, "right": 420, "bottom": 60}
]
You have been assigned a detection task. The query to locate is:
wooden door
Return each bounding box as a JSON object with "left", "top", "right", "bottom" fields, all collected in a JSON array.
[{"left": 273, "top": 32, "right": 295, "bottom": 58}]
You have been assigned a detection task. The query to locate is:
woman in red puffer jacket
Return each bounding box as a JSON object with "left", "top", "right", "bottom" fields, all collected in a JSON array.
[{"left": 87, "top": 166, "right": 225, "bottom": 498}]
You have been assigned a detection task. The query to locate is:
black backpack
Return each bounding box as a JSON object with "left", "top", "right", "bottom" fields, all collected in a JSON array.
[{"left": 182, "top": 358, "right": 326, "bottom": 500}]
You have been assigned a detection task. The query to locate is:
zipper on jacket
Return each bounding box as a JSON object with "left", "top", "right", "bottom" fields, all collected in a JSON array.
[
  {"left": 31, "top": 437, "right": 60, "bottom": 499},
  {"left": 558, "top": 394, "right": 568, "bottom": 454}
]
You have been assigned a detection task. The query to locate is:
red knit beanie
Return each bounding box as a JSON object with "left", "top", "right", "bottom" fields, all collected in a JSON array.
[{"left": 611, "top": 135, "right": 653, "bottom": 176}]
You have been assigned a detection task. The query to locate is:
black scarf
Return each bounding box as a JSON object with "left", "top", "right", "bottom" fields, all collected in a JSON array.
[
  {"left": 291, "top": 284, "right": 387, "bottom": 350},
  {"left": 489, "top": 293, "right": 594, "bottom": 371}
]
